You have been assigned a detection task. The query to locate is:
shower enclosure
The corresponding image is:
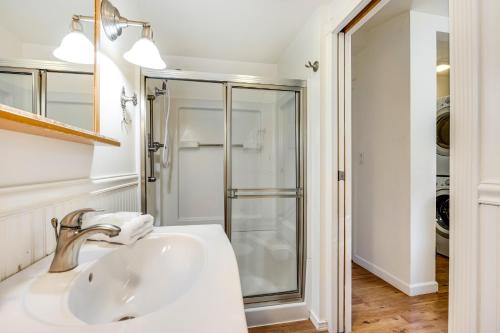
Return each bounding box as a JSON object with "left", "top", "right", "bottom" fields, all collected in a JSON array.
[{"left": 140, "top": 70, "right": 306, "bottom": 305}]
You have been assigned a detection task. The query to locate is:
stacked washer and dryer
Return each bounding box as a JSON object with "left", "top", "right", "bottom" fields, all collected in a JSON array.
[{"left": 436, "top": 96, "right": 450, "bottom": 257}]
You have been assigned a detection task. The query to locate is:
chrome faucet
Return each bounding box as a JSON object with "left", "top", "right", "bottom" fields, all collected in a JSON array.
[{"left": 48, "top": 208, "right": 121, "bottom": 273}]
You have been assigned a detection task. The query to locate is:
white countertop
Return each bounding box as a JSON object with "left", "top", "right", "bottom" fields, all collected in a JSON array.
[{"left": 0, "top": 225, "right": 248, "bottom": 333}]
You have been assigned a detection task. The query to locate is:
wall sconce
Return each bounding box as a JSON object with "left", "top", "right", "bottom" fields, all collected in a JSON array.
[
  {"left": 100, "top": 0, "right": 166, "bottom": 69},
  {"left": 53, "top": 15, "right": 95, "bottom": 64}
]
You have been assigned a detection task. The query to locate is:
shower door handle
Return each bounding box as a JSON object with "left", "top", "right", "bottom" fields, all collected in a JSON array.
[
  {"left": 227, "top": 188, "right": 302, "bottom": 199},
  {"left": 149, "top": 141, "right": 164, "bottom": 152}
]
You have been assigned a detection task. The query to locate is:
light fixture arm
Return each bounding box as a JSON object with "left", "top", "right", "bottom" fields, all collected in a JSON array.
[
  {"left": 69, "top": 15, "right": 95, "bottom": 33},
  {"left": 72, "top": 15, "right": 95, "bottom": 23},
  {"left": 100, "top": 0, "right": 150, "bottom": 41}
]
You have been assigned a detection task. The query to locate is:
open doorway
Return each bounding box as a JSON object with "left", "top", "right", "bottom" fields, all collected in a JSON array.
[{"left": 341, "top": 0, "right": 450, "bottom": 331}]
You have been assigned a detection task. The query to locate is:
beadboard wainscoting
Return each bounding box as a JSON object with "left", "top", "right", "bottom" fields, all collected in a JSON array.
[{"left": 0, "top": 174, "right": 139, "bottom": 282}]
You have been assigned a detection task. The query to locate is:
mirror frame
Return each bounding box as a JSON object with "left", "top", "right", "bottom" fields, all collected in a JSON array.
[{"left": 93, "top": 0, "right": 100, "bottom": 133}]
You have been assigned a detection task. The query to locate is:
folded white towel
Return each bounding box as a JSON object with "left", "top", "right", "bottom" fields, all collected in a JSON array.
[
  {"left": 82, "top": 212, "right": 142, "bottom": 227},
  {"left": 82, "top": 212, "right": 154, "bottom": 245}
]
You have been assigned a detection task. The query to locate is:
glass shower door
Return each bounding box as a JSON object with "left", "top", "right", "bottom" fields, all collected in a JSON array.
[{"left": 226, "top": 84, "right": 304, "bottom": 302}]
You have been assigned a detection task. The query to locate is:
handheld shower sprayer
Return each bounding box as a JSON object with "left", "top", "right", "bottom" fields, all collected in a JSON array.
[
  {"left": 159, "top": 80, "right": 171, "bottom": 169},
  {"left": 154, "top": 81, "right": 168, "bottom": 97}
]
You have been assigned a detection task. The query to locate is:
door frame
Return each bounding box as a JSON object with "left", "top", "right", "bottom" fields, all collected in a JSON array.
[{"left": 329, "top": 0, "right": 480, "bottom": 332}]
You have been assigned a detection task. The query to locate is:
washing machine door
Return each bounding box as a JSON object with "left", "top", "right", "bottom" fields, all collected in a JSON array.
[
  {"left": 437, "top": 106, "right": 450, "bottom": 156},
  {"left": 436, "top": 189, "right": 449, "bottom": 238}
]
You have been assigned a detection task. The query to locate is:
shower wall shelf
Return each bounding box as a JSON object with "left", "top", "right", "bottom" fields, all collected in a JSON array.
[{"left": 0, "top": 104, "right": 120, "bottom": 146}]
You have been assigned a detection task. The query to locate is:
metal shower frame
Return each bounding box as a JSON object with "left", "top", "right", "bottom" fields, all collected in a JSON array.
[{"left": 139, "top": 69, "right": 307, "bottom": 306}]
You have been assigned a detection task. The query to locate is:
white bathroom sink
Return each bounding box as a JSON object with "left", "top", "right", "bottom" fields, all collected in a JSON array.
[
  {"left": 1, "top": 225, "right": 247, "bottom": 333},
  {"left": 68, "top": 234, "right": 205, "bottom": 324}
]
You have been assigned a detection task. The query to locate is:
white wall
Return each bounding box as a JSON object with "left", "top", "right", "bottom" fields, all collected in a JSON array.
[
  {"left": 277, "top": 7, "right": 323, "bottom": 80},
  {"left": 408, "top": 10, "right": 448, "bottom": 290},
  {"left": 0, "top": 23, "right": 86, "bottom": 63},
  {"left": 92, "top": 45, "right": 138, "bottom": 177},
  {"left": 0, "top": 24, "right": 22, "bottom": 58},
  {"left": 276, "top": 4, "right": 330, "bottom": 329},
  {"left": 163, "top": 55, "right": 278, "bottom": 77},
  {"left": 351, "top": 12, "right": 413, "bottom": 291},
  {"left": 351, "top": 9, "right": 447, "bottom": 296}
]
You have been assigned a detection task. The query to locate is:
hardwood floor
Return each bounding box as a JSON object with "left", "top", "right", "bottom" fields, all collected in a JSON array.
[
  {"left": 352, "top": 255, "right": 449, "bottom": 333},
  {"left": 248, "top": 256, "right": 448, "bottom": 333},
  {"left": 248, "top": 320, "right": 325, "bottom": 333}
]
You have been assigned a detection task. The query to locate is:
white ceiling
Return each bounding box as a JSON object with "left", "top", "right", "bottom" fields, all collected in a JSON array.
[
  {"left": 0, "top": 0, "right": 328, "bottom": 65},
  {"left": 134, "top": 0, "right": 327, "bottom": 63}
]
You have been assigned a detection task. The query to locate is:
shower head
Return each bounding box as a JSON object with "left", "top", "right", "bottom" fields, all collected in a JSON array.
[{"left": 154, "top": 80, "right": 168, "bottom": 97}]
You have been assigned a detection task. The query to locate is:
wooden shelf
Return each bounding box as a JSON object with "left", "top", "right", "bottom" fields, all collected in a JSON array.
[{"left": 0, "top": 104, "right": 120, "bottom": 147}]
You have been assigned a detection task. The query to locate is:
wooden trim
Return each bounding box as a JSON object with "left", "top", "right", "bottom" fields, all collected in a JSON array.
[
  {"left": 0, "top": 104, "right": 120, "bottom": 146},
  {"left": 341, "top": 0, "right": 382, "bottom": 33},
  {"left": 93, "top": 0, "right": 101, "bottom": 133}
]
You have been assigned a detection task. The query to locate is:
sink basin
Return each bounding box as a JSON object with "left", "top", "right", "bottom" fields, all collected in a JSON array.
[
  {"left": 3, "top": 225, "right": 247, "bottom": 333},
  {"left": 68, "top": 234, "right": 204, "bottom": 324}
]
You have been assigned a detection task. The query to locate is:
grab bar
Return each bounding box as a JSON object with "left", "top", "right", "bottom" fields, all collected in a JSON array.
[
  {"left": 147, "top": 95, "right": 164, "bottom": 182},
  {"left": 227, "top": 188, "right": 303, "bottom": 199},
  {"left": 198, "top": 143, "right": 243, "bottom": 148},
  {"left": 179, "top": 141, "right": 245, "bottom": 148}
]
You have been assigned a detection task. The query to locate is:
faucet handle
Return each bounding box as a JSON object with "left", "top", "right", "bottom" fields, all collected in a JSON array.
[
  {"left": 60, "top": 208, "right": 103, "bottom": 228},
  {"left": 50, "top": 218, "right": 59, "bottom": 241}
]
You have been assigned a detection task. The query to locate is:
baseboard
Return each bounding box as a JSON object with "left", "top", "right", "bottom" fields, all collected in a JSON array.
[
  {"left": 245, "top": 302, "right": 309, "bottom": 328},
  {"left": 353, "top": 255, "right": 437, "bottom": 296},
  {"left": 410, "top": 281, "right": 439, "bottom": 296},
  {"left": 309, "top": 310, "right": 328, "bottom": 330}
]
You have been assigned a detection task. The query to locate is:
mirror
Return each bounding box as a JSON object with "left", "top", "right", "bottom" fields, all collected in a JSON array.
[{"left": 0, "top": 0, "right": 96, "bottom": 132}]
